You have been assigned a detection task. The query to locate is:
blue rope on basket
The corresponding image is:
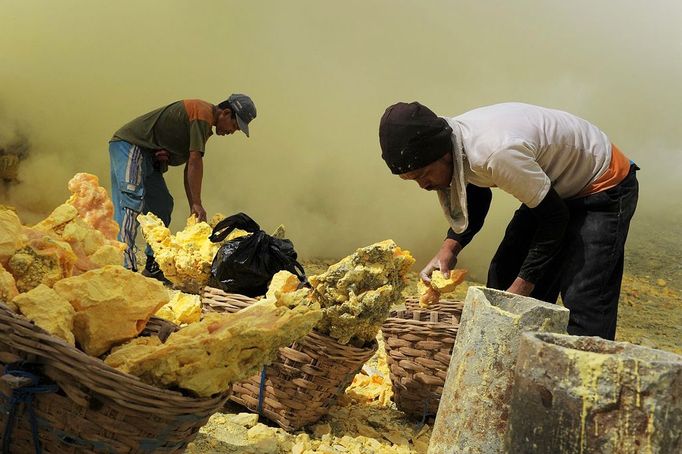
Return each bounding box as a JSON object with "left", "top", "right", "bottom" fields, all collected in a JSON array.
[
  {"left": 1, "top": 363, "right": 58, "bottom": 454},
  {"left": 419, "top": 396, "right": 433, "bottom": 427},
  {"left": 257, "top": 367, "right": 267, "bottom": 416}
]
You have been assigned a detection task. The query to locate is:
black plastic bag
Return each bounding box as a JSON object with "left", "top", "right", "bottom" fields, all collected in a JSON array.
[
  {"left": 209, "top": 213, "right": 261, "bottom": 242},
  {"left": 208, "top": 213, "right": 306, "bottom": 297}
]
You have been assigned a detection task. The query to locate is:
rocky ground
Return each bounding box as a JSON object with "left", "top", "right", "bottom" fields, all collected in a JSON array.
[{"left": 187, "top": 240, "right": 681, "bottom": 453}]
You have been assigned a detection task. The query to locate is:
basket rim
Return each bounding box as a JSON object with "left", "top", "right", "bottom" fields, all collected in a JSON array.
[{"left": 0, "top": 301, "right": 230, "bottom": 412}]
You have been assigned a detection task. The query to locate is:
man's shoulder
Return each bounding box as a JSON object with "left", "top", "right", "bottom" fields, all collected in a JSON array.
[
  {"left": 182, "top": 99, "right": 213, "bottom": 108},
  {"left": 182, "top": 100, "right": 215, "bottom": 123}
]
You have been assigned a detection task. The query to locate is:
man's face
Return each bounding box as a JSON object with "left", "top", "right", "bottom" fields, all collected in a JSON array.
[
  {"left": 399, "top": 152, "right": 453, "bottom": 191},
  {"left": 216, "top": 109, "right": 240, "bottom": 136}
]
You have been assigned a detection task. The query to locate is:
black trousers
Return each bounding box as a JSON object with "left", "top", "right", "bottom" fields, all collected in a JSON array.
[{"left": 487, "top": 166, "right": 639, "bottom": 340}]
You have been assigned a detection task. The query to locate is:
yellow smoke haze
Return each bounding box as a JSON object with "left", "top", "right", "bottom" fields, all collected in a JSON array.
[{"left": 1, "top": 0, "right": 680, "bottom": 281}]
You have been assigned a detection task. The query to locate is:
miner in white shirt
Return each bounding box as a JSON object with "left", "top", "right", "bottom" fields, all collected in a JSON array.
[{"left": 379, "top": 102, "right": 638, "bottom": 339}]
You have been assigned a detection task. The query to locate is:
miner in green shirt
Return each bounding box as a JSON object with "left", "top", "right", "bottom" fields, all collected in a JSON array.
[{"left": 109, "top": 94, "right": 256, "bottom": 280}]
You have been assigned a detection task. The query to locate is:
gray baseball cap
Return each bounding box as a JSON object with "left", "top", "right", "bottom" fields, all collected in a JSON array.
[{"left": 227, "top": 93, "right": 256, "bottom": 137}]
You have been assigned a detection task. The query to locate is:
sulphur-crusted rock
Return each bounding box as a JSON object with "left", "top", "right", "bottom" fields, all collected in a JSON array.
[
  {"left": 8, "top": 229, "right": 77, "bottom": 292},
  {"left": 105, "top": 298, "right": 322, "bottom": 397},
  {"left": 155, "top": 290, "right": 201, "bottom": 325},
  {"left": 67, "top": 173, "right": 121, "bottom": 242},
  {"left": 138, "top": 213, "right": 248, "bottom": 293},
  {"left": 12, "top": 284, "right": 75, "bottom": 345},
  {"left": 0, "top": 263, "right": 19, "bottom": 306},
  {"left": 1, "top": 205, "right": 78, "bottom": 291},
  {"left": 418, "top": 269, "right": 467, "bottom": 307},
  {"left": 53, "top": 265, "right": 168, "bottom": 356},
  {"left": 0, "top": 208, "right": 27, "bottom": 264},
  {"left": 309, "top": 240, "right": 415, "bottom": 346}
]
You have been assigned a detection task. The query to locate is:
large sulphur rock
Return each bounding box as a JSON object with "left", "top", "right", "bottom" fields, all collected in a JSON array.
[
  {"left": 53, "top": 265, "right": 168, "bottom": 356},
  {"left": 12, "top": 284, "right": 75, "bottom": 345},
  {"left": 139, "top": 213, "right": 247, "bottom": 293},
  {"left": 309, "top": 240, "right": 415, "bottom": 346},
  {"left": 105, "top": 299, "right": 322, "bottom": 397}
]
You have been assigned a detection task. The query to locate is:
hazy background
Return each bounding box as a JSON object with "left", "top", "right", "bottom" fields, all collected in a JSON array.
[{"left": 1, "top": 0, "right": 680, "bottom": 282}]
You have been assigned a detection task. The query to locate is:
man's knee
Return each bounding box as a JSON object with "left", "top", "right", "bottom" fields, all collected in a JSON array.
[{"left": 564, "top": 296, "right": 618, "bottom": 340}]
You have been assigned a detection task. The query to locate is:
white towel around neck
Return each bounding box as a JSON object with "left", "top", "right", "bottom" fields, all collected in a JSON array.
[{"left": 437, "top": 117, "right": 469, "bottom": 234}]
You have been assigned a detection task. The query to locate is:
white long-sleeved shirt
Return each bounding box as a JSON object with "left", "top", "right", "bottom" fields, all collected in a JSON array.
[{"left": 451, "top": 102, "right": 613, "bottom": 208}]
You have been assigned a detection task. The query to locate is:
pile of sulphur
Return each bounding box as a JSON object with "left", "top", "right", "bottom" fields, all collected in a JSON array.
[
  {"left": 137, "top": 212, "right": 249, "bottom": 294},
  {"left": 0, "top": 172, "right": 125, "bottom": 296}
]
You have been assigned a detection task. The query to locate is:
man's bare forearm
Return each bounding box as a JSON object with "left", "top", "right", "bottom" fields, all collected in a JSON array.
[
  {"left": 184, "top": 152, "right": 203, "bottom": 206},
  {"left": 507, "top": 276, "right": 535, "bottom": 296}
]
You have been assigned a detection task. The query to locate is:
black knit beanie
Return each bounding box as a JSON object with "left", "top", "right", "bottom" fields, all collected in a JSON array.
[{"left": 379, "top": 102, "right": 453, "bottom": 175}]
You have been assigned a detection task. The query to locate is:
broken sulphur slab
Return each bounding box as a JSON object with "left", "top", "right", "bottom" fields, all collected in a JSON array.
[
  {"left": 105, "top": 298, "right": 322, "bottom": 397},
  {"left": 11, "top": 284, "right": 76, "bottom": 345},
  {"left": 53, "top": 265, "right": 168, "bottom": 356},
  {"left": 418, "top": 269, "right": 467, "bottom": 308}
]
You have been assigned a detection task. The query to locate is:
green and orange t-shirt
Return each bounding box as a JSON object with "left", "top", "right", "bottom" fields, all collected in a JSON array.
[{"left": 111, "top": 99, "right": 214, "bottom": 166}]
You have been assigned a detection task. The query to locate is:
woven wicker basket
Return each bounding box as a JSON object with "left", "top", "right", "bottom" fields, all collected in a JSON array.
[
  {"left": 202, "top": 286, "right": 377, "bottom": 431},
  {"left": 140, "top": 316, "right": 180, "bottom": 341},
  {"left": 201, "top": 287, "right": 258, "bottom": 314},
  {"left": 381, "top": 306, "right": 461, "bottom": 419},
  {"left": 404, "top": 297, "right": 465, "bottom": 316},
  {"left": 0, "top": 303, "right": 230, "bottom": 453}
]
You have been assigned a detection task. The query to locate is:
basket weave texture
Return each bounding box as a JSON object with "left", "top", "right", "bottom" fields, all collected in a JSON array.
[
  {"left": 202, "top": 286, "right": 377, "bottom": 431},
  {"left": 404, "top": 297, "right": 464, "bottom": 316},
  {"left": 381, "top": 302, "right": 462, "bottom": 419},
  {"left": 0, "top": 304, "right": 230, "bottom": 453}
]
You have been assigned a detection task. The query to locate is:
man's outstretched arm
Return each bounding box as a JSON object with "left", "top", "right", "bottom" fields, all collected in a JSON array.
[{"left": 421, "top": 184, "right": 492, "bottom": 282}]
